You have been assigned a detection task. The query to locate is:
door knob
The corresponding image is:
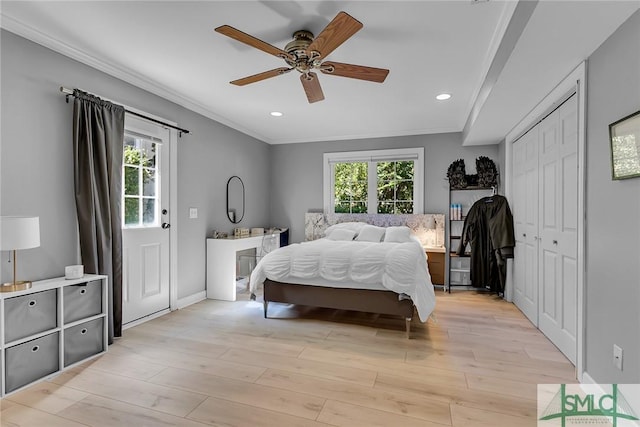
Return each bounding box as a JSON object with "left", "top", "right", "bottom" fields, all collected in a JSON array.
[
  {"left": 553, "top": 240, "right": 558, "bottom": 245},
  {"left": 523, "top": 233, "right": 526, "bottom": 237},
  {"left": 162, "top": 209, "right": 168, "bottom": 215},
  {"left": 162, "top": 223, "right": 171, "bottom": 229}
]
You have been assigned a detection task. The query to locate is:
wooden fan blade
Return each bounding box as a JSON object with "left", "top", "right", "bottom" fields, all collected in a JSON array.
[
  {"left": 320, "top": 61, "right": 389, "bottom": 83},
  {"left": 306, "top": 11, "right": 363, "bottom": 60},
  {"left": 300, "top": 72, "right": 325, "bottom": 103},
  {"left": 215, "top": 25, "right": 294, "bottom": 61},
  {"left": 230, "top": 68, "right": 292, "bottom": 86}
]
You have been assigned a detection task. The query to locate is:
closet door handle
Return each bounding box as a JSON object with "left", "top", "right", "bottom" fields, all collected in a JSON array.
[
  {"left": 522, "top": 233, "right": 526, "bottom": 238},
  {"left": 553, "top": 240, "right": 558, "bottom": 245}
]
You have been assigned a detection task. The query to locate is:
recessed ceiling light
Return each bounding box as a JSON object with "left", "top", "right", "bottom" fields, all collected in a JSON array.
[
  {"left": 436, "top": 93, "right": 451, "bottom": 101},
  {"left": 270, "top": 111, "right": 283, "bottom": 117}
]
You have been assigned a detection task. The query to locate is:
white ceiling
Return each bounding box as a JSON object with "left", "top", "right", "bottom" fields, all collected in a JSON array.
[{"left": 2, "top": 1, "right": 639, "bottom": 145}]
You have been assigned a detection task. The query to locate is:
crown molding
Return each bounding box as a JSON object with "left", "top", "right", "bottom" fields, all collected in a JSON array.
[
  {"left": 268, "top": 126, "right": 461, "bottom": 145},
  {"left": 0, "top": 12, "right": 466, "bottom": 146},
  {"left": 0, "top": 12, "right": 269, "bottom": 144},
  {"left": 463, "top": 0, "right": 519, "bottom": 123},
  {"left": 462, "top": 0, "right": 538, "bottom": 145}
]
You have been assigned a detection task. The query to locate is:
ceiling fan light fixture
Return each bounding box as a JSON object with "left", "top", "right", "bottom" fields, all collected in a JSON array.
[
  {"left": 270, "top": 111, "right": 283, "bottom": 117},
  {"left": 216, "top": 11, "right": 386, "bottom": 103},
  {"left": 436, "top": 93, "right": 452, "bottom": 101}
]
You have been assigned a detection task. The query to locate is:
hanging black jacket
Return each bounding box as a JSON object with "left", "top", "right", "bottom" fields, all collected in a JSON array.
[{"left": 456, "top": 195, "right": 515, "bottom": 293}]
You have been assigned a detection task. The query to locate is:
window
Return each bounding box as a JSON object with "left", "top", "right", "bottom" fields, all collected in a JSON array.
[
  {"left": 324, "top": 148, "right": 424, "bottom": 214},
  {"left": 123, "top": 133, "right": 160, "bottom": 227},
  {"left": 334, "top": 162, "right": 368, "bottom": 213}
]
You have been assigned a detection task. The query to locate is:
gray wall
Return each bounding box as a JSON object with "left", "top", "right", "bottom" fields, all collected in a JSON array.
[
  {"left": 0, "top": 30, "right": 271, "bottom": 300},
  {"left": 585, "top": 10, "right": 640, "bottom": 383},
  {"left": 269, "top": 133, "right": 499, "bottom": 243}
]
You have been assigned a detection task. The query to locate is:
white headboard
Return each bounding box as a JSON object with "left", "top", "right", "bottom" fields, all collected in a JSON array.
[{"left": 304, "top": 213, "right": 445, "bottom": 247}]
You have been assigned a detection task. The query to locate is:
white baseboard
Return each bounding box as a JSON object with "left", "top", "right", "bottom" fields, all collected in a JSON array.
[
  {"left": 581, "top": 371, "right": 596, "bottom": 384},
  {"left": 122, "top": 308, "right": 170, "bottom": 330},
  {"left": 176, "top": 291, "right": 207, "bottom": 309},
  {"left": 121, "top": 292, "right": 207, "bottom": 331}
]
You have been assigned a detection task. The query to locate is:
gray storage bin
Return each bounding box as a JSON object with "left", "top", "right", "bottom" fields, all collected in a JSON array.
[
  {"left": 5, "top": 332, "right": 60, "bottom": 393},
  {"left": 64, "top": 317, "right": 104, "bottom": 367},
  {"left": 64, "top": 280, "right": 103, "bottom": 323},
  {"left": 4, "top": 289, "right": 58, "bottom": 343}
]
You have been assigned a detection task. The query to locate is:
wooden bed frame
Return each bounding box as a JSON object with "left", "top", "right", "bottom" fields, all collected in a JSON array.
[{"left": 263, "top": 279, "right": 415, "bottom": 338}]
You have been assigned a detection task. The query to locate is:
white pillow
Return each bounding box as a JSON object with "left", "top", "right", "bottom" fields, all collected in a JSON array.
[
  {"left": 326, "top": 229, "right": 357, "bottom": 241},
  {"left": 384, "top": 226, "right": 412, "bottom": 243},
  {"left": 324, "top": 222, "right": 366, "bottom": 237},
  {"left": 355, "top": 225, "right": 386, "bottom": 242}
]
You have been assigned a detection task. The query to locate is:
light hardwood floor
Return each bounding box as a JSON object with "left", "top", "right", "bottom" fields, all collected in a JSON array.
[{"left": 1, "top": 290, "right": 577, "bottom": 426}]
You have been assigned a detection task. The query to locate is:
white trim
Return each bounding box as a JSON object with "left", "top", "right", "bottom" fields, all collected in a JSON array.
[
  {"left": 581, "top": 371, "right": 598, "bottom": 385},
  {"left": 0, "top": 13, "right": 267, "bottom": 144},
  {"left": 463, "top": 0, "right": 519, "bottom": 129},
  {"left": 579, "top": 372, "right": 608, "bottom": 402},
  {"left": 271, "top": 127, "right": 459, "bottom": 145},
  {"left": 323, "top": 148, "right": 424, "bottom": 214},
  {"left": 505, "top": 61, "right": 586, "bottom": 383},
  {"left": 0, "top": 13, "right": 466, "bottom": 146},
  {"left": 168, "top": 127, "right": 179, "bottom": 312},
  {"left": 176, "top": 291, "right": 207, "bottom": 309},
  {"left": 122, "top": 308, "right": 170, "bottom": 330},
  {"left": 122, "top": 111, "right": 178, "bottom": 317}
]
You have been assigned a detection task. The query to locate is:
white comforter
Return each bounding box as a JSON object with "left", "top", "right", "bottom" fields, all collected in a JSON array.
[{"left": 249, "top": 238, "right": 435, "bottom": 322}]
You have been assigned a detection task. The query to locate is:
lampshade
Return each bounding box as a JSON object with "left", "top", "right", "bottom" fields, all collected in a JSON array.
[{"left": 0, "top": 216, "right": 40, "bottom": 250}]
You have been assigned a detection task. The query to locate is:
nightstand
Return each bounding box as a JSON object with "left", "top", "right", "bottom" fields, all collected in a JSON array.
[{"left": 424, "top": 248, "right": 445, "bottom": 285}]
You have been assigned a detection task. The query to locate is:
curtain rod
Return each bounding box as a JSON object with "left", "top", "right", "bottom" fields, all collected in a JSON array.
[{"left": 60, "top": 87, "right": 192, "bottom": 136}]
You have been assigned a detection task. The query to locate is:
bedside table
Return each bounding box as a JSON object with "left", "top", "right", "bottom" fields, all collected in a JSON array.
[{"left": 424, "top": 247, "right": 445, "bottom": 285}]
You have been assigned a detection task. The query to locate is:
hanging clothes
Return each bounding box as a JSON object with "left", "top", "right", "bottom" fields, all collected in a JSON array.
[{"left": 456, "top": 194, "right": 515, "bottom": 293}]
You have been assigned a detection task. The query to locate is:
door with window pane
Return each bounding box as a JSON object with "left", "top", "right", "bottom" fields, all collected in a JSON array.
[{"left": 122, "top": 115, "right": 170, "bottom": 325}]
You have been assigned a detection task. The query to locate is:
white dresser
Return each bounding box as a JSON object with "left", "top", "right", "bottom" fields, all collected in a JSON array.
[
  {"left": 0, "top": 274, "right": 108, "bottom": 397},
  {"left": 206, "top": 234, "right": 280, "bottom": 301}
]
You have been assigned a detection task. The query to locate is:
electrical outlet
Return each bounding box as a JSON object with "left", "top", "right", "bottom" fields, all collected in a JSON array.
[
  {"left": 189, "top": 207, "right": 198, "bottom": 219},
  {"left": 613, "top": 344, "right": 623, "bottom": 371}
]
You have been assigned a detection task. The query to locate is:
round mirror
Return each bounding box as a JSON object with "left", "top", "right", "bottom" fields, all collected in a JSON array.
[{"left": 226, "top": 176, "right": 245, "bottom": 224}]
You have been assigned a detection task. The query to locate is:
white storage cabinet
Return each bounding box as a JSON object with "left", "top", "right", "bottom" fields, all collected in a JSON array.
[{"left": 0, "top": 274, "right": 108, "bottom": 396}]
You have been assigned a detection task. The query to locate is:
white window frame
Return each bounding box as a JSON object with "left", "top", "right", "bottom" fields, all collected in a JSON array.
[
  {"left": 323, "top": 147, "right": 424, "bottom": 214},
  {"left": 123, "top": 132, "right": 162, "bottom": 229}
]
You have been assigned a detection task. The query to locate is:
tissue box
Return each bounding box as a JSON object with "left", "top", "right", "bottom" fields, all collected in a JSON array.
[
  {"left": 234, "top": 228, "right": 250, "bottom": 238},
  {"left": 65, "top": 265, "right": 84, "bottom": 280}
]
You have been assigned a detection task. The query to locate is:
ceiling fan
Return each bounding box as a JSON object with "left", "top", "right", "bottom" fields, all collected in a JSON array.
[{"left": 215, "top": 11, "right": 389, "bottom": 103}]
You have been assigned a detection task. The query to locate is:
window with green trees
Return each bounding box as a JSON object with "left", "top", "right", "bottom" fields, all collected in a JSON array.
[
  {"left": 376, "top": 160, "right": 414, "bottom": 214},
  {"left": 123, "top": 135, "right": 159, "bottom": 227},
  {"left": 325, "top": 148, "right": 423, "bottom": 215},
  {"left": 334, "top": 162, "right": 368, "bottom": 213}
]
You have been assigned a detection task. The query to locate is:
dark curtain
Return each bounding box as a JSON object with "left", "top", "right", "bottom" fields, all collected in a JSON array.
[{"left": 72, "top": 90, "right": 125, "bottom": 344}]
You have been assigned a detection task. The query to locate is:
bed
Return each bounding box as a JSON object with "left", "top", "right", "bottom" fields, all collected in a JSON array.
[{"left": 250, "top": 214, "right": 444, "bottom": 337}]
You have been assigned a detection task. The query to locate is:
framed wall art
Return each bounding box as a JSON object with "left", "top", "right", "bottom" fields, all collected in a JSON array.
[{"left": 609, "top": 110, "right": 640, "bottom": 180}]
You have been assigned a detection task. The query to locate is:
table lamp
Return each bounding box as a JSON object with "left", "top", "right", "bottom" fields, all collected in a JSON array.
[{"left": 0, "top": 216, "right": 40, "bottom": 292}]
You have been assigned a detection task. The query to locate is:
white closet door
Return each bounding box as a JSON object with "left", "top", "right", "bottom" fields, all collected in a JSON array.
[
  {"left": 513, "top": 127, "right": 539, "bottom": 325},
  {"left": 538, "top": 96, "right": 578, "bottom": 364}
]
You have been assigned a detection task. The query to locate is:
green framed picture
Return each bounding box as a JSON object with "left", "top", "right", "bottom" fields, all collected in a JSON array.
[{"left": 609, "top": 110, "right": 640, "bottom": 180}]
